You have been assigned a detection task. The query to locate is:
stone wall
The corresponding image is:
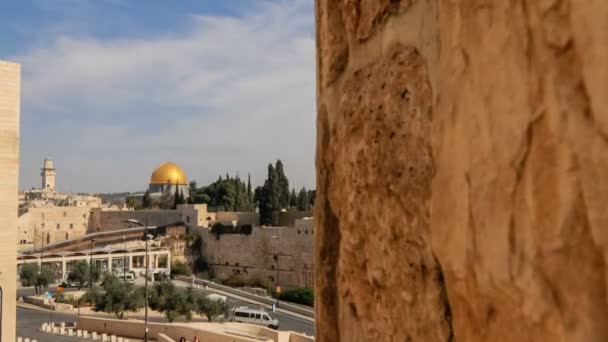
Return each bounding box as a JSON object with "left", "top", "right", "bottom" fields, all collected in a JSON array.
[
  {"left": 200, "top": 226, "right": 314, "bottom": 288},
  {"left": 315, "top": 1, "right": 608, "bottom": 342},
  {"left": 17, "top": 206, "right": 92, "bottom": 246},
  {"left": 214, "top": 211, "right": 259, "bottom": 226},
  {"left": 87, "top": 208, "right": 183, "bottom": 233},
  {"left": 0, "top": 60, "right": 20, "bottom": 341},
  {"left": 88, "top": 205, "right": 218, "bottom": 233}
]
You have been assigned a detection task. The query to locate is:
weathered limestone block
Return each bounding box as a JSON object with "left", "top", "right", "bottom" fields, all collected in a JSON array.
[
  {"left": 315, "top": 1, "right": 447, "bottom": 341},
  {"left": 432, "top": 1, "right": 608, "bottom": 342},
  {"left": 316, "top": 0, "right": 608, "bottom": 342}
]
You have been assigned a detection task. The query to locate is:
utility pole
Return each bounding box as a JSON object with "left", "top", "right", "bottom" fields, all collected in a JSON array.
[
  {"left": 273, "top": 231, "right": 281, "bottom": 308},
  {"left": 89, "top": 239, "right": 95, "bottom": 290},
  {"left": 144, "top": 216, "right": 149, "bottom": 342},
  {"left": 123, "top": 235, "right": 127, "bottom": 280}
]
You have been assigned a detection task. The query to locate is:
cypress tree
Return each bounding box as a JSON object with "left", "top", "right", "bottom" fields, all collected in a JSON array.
[
  {"left": 290, "top": 188, "right": 297, "bottom": 208},
  {"left": 297, "top": 187, "right": 310, "bottom": 211},
  {"left": 247, "top": 173, "right": 253, "bottom": 211},
  {"left": 275, "top": 160, "right": 290, "bottom": 209}
]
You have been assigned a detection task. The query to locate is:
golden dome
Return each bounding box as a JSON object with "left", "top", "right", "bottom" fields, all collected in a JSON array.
[{"left": 150, "top": 162, "right": 187, "bottom": 185}]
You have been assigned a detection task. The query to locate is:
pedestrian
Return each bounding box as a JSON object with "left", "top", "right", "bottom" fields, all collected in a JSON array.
[
  {"left": 179, "top": 338, "right": 186, "bottom": 342},
  {"left": 193, "top": 336, "right": 200, "bottom": 342}
]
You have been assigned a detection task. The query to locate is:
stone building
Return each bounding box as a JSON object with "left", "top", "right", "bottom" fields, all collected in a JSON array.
[
  {"left": 40, "top": 157, "right": 56, "bottom": 191},
  {"left": 148, "top": 162, "right": 189, "bottom": 199},
  {"left": 17, "top": 158, "right": 106, "bottom": 249},
  {"left": 17, "top": 206, "right": 92, "bottom": 247},
  {"left": 0, "top": 59, "right": 20, "bottom": 341}
]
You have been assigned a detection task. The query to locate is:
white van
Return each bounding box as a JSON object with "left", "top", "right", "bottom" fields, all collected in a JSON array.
[{"left": 231, "top": 306, "right": 279, "bottom": 329}]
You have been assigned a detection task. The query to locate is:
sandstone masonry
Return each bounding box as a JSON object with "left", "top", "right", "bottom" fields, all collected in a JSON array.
[{"left": 315, "top": 1, "right": 608, "bottom": 342}]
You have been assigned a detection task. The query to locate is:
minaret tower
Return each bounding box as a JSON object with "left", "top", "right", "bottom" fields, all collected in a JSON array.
[{"left": 41, "top": 158, "right": 56, "bottom": 191}]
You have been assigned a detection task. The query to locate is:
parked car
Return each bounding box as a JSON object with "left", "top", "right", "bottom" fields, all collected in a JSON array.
[
  {"left": 230, "top": 306, "right": 279, "bottom": 330},
  {"left": 120, "top": 273, "right": 135, "bottom": 283},
  {"left": 60, "top": 281, "right": 82, "bottom": 288}
]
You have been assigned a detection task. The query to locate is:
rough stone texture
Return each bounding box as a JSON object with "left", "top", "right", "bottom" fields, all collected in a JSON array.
[
  {"left": 432, "top": 1, "right": 608, "bottom": 341},
  {"left": 316, "top": 1, "right": 608, "bottom": 341},
  {"left": 315, "top": 1, "right": 447, "bottom": 341}
]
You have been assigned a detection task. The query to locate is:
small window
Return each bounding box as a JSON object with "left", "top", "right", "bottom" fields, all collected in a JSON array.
[
  {"left": 56, "top": 224, "right": 60, "bottom": 230},
  {"left": 63, "top": 212, "right": 67, "bottom": 217},
  {"left": 83, "top": 214, "right": 86, "bottom": 218},
  {"left": 235, "top": 312, "right": 249, "bottom": 318},
  {"left": 69, "top": 223, "right": 73, "bottom": 229},
  {"left": 263, "top": 315, "right": 271, "bottom": 321},
  {"left": 255, "top": 314, "right": 261, "bottom": 320},
  {"left": 305, "top": 230, "right": 308, "bottom": 234}
]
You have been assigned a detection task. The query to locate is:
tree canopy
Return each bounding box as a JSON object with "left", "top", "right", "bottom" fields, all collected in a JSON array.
[
  {"left": 89, "top": 274, "right": 144, "bottom": 319},
  {"left": 188, "top": 174, "right": 254, "bottom": 212},
  {"left": 149, "top": 279, "right": 195, "bottom": 322},
  {"left": 195, "top": 295, "right": 230, "bottom": 322},
  {"left": 67, "top": 260, "right": 90, "bottom": 289}
]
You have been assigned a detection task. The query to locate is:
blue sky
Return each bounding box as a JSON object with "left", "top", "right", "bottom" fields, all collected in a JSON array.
[{"left": 0, "top": 0, "right": 315, "bottom": 193}]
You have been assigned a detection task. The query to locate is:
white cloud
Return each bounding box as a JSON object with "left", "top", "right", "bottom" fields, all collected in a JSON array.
[{"left": 14, "top": 0, "right": 316, "bottom": 193}]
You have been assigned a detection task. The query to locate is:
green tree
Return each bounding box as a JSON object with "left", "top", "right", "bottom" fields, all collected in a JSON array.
[
  {"left": 142, "top": 190, "right": 151, "bottom": 209},
  {"left": 257, "top": 164, "right": 281, "bottom": 225},
  {"left": 67, "top": 260, "right": 89, "bottom": 289},
  {"left": 125, "top": 197, "right": 138, "bottom": 209},
  {"left": 159, "top": 183, "right": 174, "bottom": 209},
  {"left": 173, "top": 181, "right": 180, "bottom": 209},
  {"left": 36, "top": 266, "right": 56, "bottom": 295},
  {"left": 297, "top": 187, "right": 310, "bottom": 211},
  {"left": 188, "top": 181, "right": 198, "bottom": 204},
  {"left": 195, "top": 296, "right": 230, "bottom": 322},
  {"left": 290, "top": 188, "right": 297, "bottom": 208},
  {"left": 275, "top": 160, "right": 290, "bottom": 209},
  {"left": 149, "top": 279, "right": 194, "bottom": 322},
  {"left": 247, "top": 173, "right": 253, "bottom": 210},
  {"left": 19, "top": 263, "right": 39, "bottom": 289},
  {"left": 89, "top": 274, "right": 144, "bottom": 319},
  {"left": 170, "top": 260, "right": 192, "bottom": 277},
  {"left": 308, "top": 189, "right": 316, "bottom": 208}
]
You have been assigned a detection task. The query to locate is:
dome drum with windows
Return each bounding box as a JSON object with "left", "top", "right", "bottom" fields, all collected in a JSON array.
[{"left": 148, "top": 162, "right": 189, "bottom": 199}]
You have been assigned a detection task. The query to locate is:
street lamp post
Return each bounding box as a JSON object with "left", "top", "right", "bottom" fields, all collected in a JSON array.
[
  {"left": 89, "top": 239, "right": 95, "bottom": 290},
  {"left": 122, "top": 217, "right": 149, "bottom": 342},
  {"left": 273, "top": 232, "right": 280, "bottom": 308},
  {"left": 123, "top": 235, "right": 127, "bottom": 281}
]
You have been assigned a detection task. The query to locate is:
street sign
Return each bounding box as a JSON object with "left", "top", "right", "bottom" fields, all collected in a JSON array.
[{"left": 275, "top": 286, "right": 281, "bottom": 294}]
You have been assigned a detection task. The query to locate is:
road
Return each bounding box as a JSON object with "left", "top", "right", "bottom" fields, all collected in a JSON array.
[
  {"left": 174, "top": 281, "right": 315, "bottom": 336},
  {"left": 17, "top": 307, "right": 79, "bottom": 342},
  {"left": 16, "top": 281, "right": 315, "bottom": 338}
]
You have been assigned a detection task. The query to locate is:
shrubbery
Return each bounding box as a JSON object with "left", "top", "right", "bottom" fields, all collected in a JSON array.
[
  {"left": 218, "top": 275, "right": 269, "bottom": 289},
  {"left": 278, "top": 288, "right": 314, "bottom": 307},
  {"left": 170, "top": 260, "right": 192, "bottom": 277}
]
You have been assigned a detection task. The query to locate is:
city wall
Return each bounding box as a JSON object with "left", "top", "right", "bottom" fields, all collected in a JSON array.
[
  {"left": 87, "top": 208, "right": 182, "bottom": 233},
  {"left": 199, "top": 224, "right": 314, "bottom": 289}
]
